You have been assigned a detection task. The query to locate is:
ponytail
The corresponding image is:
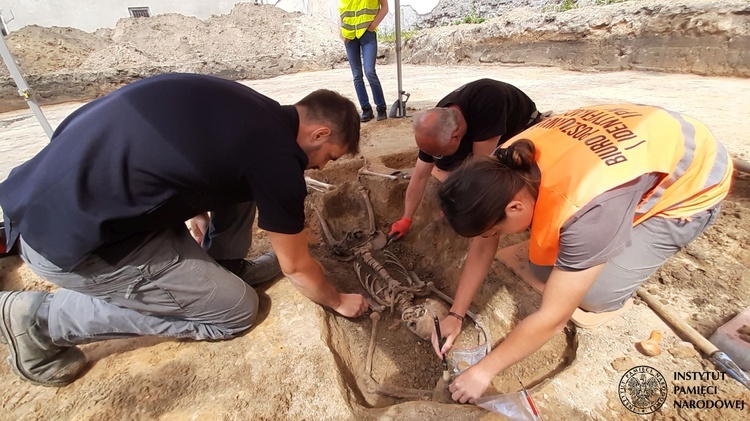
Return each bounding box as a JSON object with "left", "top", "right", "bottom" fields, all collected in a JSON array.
[{"left": 493, "top": 140, "right": 537, "bottom": 173}]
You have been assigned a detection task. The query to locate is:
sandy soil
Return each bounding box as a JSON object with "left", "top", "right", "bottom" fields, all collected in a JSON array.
[{"left": 0, "top": 63, "right": 748, "bottom": 420}]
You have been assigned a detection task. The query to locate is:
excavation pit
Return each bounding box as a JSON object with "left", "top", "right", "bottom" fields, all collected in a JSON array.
[{"left": 305, "top": 159, "right": 579, "bottom": 409}]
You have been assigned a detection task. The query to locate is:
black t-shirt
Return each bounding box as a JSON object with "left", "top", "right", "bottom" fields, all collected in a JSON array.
[
  {"left": 0, "top": 73, "right": 308, "bottom": 270},
  {"left": 417, "top": 79, "right": 538, "bottom": 171}
]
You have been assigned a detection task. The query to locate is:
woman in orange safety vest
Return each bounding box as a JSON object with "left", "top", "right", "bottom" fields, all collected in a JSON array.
[{"left": 434, "top": 104, "right": 733, "bottom": 403}]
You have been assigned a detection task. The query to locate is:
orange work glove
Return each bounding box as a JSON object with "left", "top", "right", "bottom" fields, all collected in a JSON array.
[{"left": 389, "top": 217, "right": 413, "bottom": 240}]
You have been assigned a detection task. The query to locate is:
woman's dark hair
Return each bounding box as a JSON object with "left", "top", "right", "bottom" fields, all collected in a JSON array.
[
  {"left": 296, "top": 89, "right": 360, "bottom": 155},
  {"left": 438, "top": 139, "right": 541, "bottom": 237}
]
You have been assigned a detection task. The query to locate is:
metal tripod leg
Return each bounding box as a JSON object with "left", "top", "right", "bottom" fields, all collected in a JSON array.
[
  {"left": 0, "top": 20, "right": 54, "bottom": 139},
  {"left": 389, "top": 0, "right": 410, "bottom": 119}
]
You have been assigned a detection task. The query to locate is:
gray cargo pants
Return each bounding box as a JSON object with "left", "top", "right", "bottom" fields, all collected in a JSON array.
[
  {"left": 530, "top": 206, "right": 720, "bottom": 312},
  {"left": 18, "top": 202, "right": 259, "bottom": 346}
]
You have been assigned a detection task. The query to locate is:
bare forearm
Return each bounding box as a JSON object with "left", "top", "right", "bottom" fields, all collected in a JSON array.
[
  {"left": 285, "top": 257, "right": 341, "bottom": 310},
  {"left": 451, "top": 265, "right": 604, "bottom": 401},
  {"left": 474, "top": 265, "right": 604, "bottom": 378},
  {"left": 403, "top": 178, "right": 428, "bottom": 220},
  {"left": 270, "top": 230, "right": 368, "bottom": 317},
  {"left": 451, "top": 237, "right": 498, "bottom": 315}
]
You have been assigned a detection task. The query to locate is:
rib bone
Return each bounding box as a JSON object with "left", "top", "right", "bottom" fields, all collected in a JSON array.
[{"left": 317, "top": 185, "right": 463, "bottom": 400}]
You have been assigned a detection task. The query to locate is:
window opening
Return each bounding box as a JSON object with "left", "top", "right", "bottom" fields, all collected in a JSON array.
[{"left": 128, "top": 7, "right": 151, "bottom": 18}]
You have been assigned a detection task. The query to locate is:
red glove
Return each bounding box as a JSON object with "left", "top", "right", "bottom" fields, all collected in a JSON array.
[
  {"left": 0, "top": 224, "right": 6, "bottom": 255},
  {"left": 389, "top": 217, "right": 413, "bottom": 240}
]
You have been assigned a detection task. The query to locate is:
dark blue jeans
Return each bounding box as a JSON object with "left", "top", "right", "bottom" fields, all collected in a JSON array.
[{"left": 344, "top": 30, "right": 386, "bottom": 110}]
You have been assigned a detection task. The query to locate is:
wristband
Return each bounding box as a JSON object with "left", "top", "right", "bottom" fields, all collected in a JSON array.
[{"left": 448, "top": 311, "right": 464, "bottom": 322}]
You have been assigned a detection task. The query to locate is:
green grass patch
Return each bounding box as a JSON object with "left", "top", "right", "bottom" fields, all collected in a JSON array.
[
  {"left": 454, "top": 14, "right": 486, "bottom": 25},
  {"left": 377, "top": 30, "right": 419, "bottom": 43},
  {"left": 543, "top": 0, "right": 580, "bottom": 12}
]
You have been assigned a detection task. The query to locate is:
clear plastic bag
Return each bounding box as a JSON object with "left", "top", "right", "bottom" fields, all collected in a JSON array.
[
  {"left": 449, "top": 342, "right": 488, "bottom": 375},
  {"left": 475, "top": 391, "right": 540, "bottom": 420}
]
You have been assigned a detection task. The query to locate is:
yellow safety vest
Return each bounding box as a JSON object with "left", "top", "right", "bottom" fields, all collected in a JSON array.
[
  {"left": 506, "top": 104, "right": 733, "bottom": 266},
  {"left": 339, "top": 0, "right": 380, "bottom": 40}
]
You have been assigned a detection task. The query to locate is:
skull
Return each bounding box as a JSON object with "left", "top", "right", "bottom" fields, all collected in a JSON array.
[{"left": 401, "top": 298, "right": 450, "bottom": 341}]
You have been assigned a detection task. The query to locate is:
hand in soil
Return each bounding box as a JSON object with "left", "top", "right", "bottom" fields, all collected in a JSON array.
[
  {"left": 333, "top": 293, "right": 368, "bottom": 317},
  {"left": 388, "top": 217, "right": 412, "bottom": 240}
]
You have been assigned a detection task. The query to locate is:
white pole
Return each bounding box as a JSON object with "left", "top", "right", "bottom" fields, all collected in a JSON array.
[
  {"left": 0, "top": 15, "right": 54, "bottom": 139},
  {"left": 390, "top": 0, "right": 409, "bottom": 118}
]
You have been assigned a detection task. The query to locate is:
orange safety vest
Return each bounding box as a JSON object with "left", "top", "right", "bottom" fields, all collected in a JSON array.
[
  {"left": 339, "top": 0, "right": 380, "bottom": 40},
  {"left": 506, "top": 104, "right": 733, "bottom": 266}
]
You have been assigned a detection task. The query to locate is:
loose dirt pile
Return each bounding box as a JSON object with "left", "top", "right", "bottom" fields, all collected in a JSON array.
[
  {"left": 2, "top": 3, "right": 342, "bottom": 76},
  {"left": 0, "top": 3, "right": 345, "bottom": 112},
  {"left": 403, "top": 0, "right": 750, "bottom": 76},
  {"left": 1, "top": 0, "right": 748, "bottom": 112}
]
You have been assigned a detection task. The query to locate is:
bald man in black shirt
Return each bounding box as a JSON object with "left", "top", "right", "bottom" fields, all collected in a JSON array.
[
  {"left": 389, "top": 79, "right": 541, "bottom": 240},
  {"left": 0, "top": 73, "right": 368, "bottom": 386}
]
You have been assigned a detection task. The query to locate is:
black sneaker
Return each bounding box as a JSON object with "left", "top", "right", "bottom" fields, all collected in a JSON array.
[
  {"left": 360, "top": 107, "right": 374, "bottom": 122},
  {"left": 218, "top": 251, "right": 282, "bottom": 286},
  {"left": 376, "top": 106, "right": 387, "bottom": 121}
]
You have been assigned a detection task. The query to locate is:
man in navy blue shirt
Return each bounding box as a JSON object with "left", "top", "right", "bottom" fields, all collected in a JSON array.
[{"left": 0, "top": 73, "right": 369, "bottom": 386}]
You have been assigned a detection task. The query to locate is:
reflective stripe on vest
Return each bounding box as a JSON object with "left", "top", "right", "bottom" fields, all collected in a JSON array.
[
  {"left": 505, "top": 104, "right": 733, "bottom": 266},
  {"left": 339, "top": 0, "right": 379, "bottom": 40},
  {"left": 635, "top": 108, "right": 732, "bottom": 220}
]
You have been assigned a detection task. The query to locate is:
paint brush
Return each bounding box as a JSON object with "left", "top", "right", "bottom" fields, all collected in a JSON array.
[
  {"left": 515, "top": 372, "right": 542, "bottom": 420},
  {"left": 433, "top": 314, "right": 450, "bottom": 381}
]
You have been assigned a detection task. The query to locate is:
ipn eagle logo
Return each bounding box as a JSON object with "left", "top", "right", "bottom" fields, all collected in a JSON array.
[{"left": 618, "top": 365, "right": 668, "bottom": 414}]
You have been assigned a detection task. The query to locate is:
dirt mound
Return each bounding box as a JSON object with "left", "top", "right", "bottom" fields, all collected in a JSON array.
[
  {"left": 3, "top": 3, "right": 343, "bottom": 76},
  {"left": 3, "top": 25, "right": 110, "bottom": 74},
  {"left": 100, "top": 4, "right": 341, "bottom": 70},
  {"left": 0, "top": 3, "right": 346, "bottom": 112},
  {"left": 403, "top": 0, "right": 750, "bottom": 76},
  {"left": 2, "top": 1, "right": 748, "bottom": 113}
]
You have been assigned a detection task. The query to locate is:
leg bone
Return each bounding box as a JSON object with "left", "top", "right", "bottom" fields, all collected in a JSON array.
[
  {"left": 357, "top": 186, "right": 376, "bottom": 234},
  {"left": 305, "top": 176, "right": 335, "bottom": 190},
  {"left": 314, "top": 207, "right": 339, "bottom": 246}
]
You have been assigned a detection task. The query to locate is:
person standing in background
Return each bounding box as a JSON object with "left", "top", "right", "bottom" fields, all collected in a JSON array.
[{"left": 339, "top": 0, "right": 389, "bottom": 122}]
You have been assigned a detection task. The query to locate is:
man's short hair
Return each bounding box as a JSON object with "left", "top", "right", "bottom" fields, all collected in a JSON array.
[{"left": 296, "top": 90, "right": 360, "bottom": 155}]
